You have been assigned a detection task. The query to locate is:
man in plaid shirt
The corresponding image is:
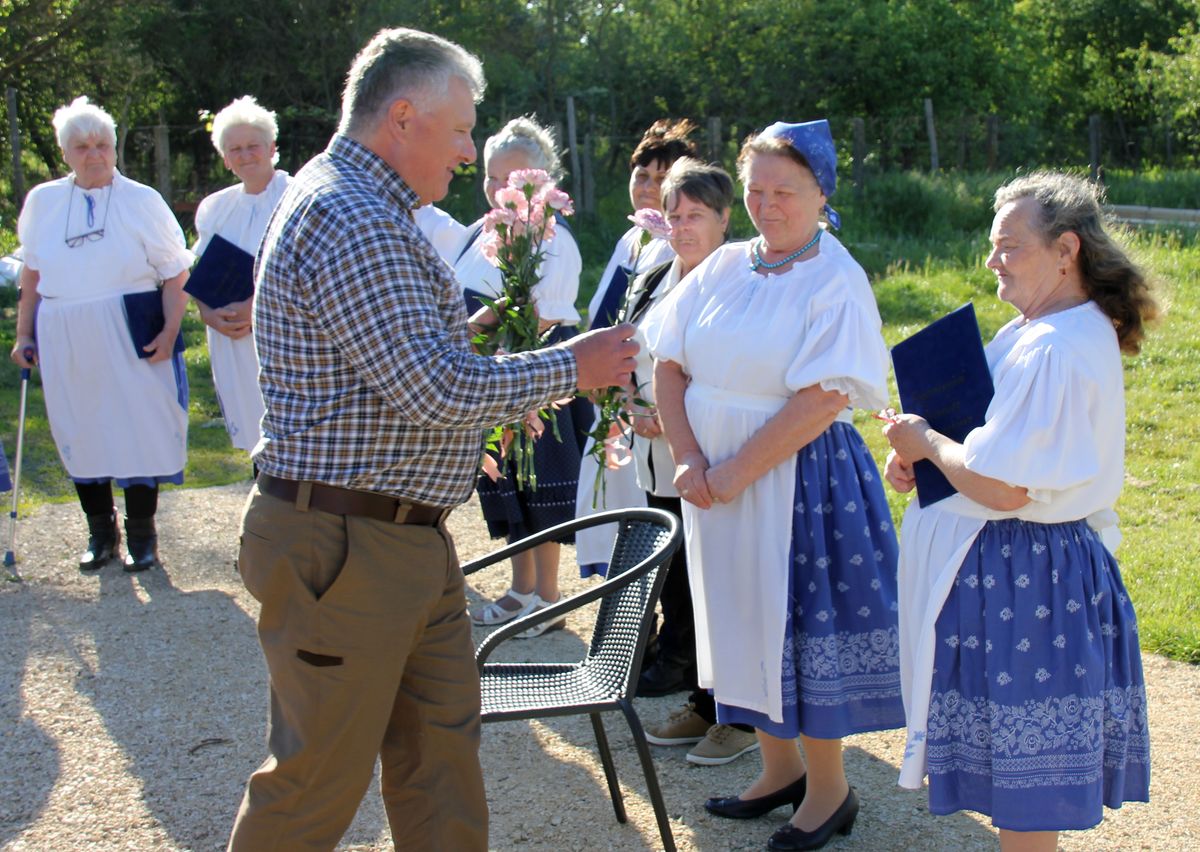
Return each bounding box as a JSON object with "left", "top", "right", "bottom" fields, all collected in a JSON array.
[{"left": 228, "top": 28, "right": 637, "bottom": 852}]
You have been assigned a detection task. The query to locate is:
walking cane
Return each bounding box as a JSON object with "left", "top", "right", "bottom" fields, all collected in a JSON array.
[{"left": 4, "top": 345, "right": 35, "bottom": 581}]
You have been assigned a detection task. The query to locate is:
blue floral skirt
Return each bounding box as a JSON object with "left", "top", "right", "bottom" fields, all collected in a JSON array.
[
  {"left": 926, "top": 518, "right": 1151, "bottom": 831},
  {"left": 719, "top": 422, "right": 906, "bottom": 739}
]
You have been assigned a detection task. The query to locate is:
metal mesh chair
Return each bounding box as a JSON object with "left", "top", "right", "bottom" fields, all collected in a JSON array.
[{"left": 463, "top": 507, "right": 682, "bottom": 852}]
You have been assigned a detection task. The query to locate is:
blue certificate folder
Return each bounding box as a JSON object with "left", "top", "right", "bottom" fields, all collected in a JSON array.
[
  {"left": 184, "top": 233, "right": 255, "bottom": 309},
  {"left": 891, "top": 302, "right": 994, "bottom": 507},
  {"left": 122, "top": 290, "right": 186, "bottom": 359}
]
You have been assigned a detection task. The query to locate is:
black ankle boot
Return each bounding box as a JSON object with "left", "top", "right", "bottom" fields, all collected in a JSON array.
[
  {"left": 123, "top": 516, "right": 161, "bottom": 572},
  {"left": 80, "top": 510, "right": 120, "bottom": 571}
]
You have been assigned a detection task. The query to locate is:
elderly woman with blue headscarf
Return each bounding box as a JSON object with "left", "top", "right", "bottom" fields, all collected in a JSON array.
[{"left": 647, "top": 120, "right": 905, "bottom": 850}]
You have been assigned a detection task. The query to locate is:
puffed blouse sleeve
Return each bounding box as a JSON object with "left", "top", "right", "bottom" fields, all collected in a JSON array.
[
  {"left": 532, "top": 228, "right": 582, "bottom": 324},
  {"left": 126, "top": 180, "right": 193, "bottom": 279},
  {"left": 784, "top": 273, "right": 889, "bottom": 410},
  {"left": 961, "top": 343, "right": 1100, "bottom": 502},
  {"left": 15, "top": 183, "right": 45, "bottom": 270},
  {"left": 643, "top": 254, "right": 711, "bottom": 369}
]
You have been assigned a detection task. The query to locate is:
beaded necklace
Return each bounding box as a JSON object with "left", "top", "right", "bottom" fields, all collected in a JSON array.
[{"left": 749, "top": 229, "right": 821, "bottom": 272}]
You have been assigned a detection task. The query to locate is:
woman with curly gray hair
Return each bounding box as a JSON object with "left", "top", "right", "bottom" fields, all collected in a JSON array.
[
  {"left": 455, "top": 116, "right": 590, "bottom": 636},
  {"left": 884, "top": 170, "right": 1157, "bottom": 851}
]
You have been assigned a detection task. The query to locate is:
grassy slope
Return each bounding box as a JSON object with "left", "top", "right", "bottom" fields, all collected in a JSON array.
[{"left": 846, "top": 229, "right": 1200, "bottom": 663}]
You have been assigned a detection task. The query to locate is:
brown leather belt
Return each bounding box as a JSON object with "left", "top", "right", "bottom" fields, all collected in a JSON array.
[{"left": 257, "top": 473, "right": 451, "bottom": 526}]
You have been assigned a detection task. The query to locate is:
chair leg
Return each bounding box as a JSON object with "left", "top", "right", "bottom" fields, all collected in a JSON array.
[
  {"left": 618, "top": 698, "right": 676, "bottom": 852},
  {"left": 589, "top": 712, "right": 627, "bottom": 824}
]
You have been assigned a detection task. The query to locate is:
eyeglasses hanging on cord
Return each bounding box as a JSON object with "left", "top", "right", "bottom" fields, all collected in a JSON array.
[{"left": 64, "top": 181, "right": 112, "bottom": 248}]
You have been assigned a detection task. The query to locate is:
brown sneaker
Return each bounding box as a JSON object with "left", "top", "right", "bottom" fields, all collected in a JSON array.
[
  {"left": 686, "top": 724, "right": 760, "bottom": 765},
  {"left": 644, "top": 703, "right": 711, "bottom": 745}
]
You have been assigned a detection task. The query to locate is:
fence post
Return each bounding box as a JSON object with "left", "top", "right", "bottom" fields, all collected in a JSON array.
[
  {"left": 154, "top": 117, "right": 172, "bottom": 202},
  {"left": 582, "top": 129, "right": 595, "bottom": 218},
  {"left": 116, "top": 93, "right": 132, "bottom": 174},
  {"left": 707, "top": 116, "right": 722, "bottom": 163},
  {"left": 852, "top": 117, "right": 866, "bottom": 202},
  {"left": 986, "top": 114, "right": 998, "bottom": 172},
  {"left": 565, "top": 96, "right": 582, "bottom": 208},
  {"left": 6, "top": 87, "right": 25, "bottom": 208},
  {"left": 1088, "top": 114, "right": 1101, "bottom": 183},
  {"left": 924, "top": 98, "right": 939, "bottom": 172}
]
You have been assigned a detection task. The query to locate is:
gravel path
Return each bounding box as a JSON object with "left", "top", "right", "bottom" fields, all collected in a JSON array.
[{"left": 1, "top": 483, "right": 1195, "bottom": 851}]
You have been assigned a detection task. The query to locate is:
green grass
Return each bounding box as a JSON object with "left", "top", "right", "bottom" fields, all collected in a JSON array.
[{"left": 851, "top": 228, "right": 1200, "bottom": 664}]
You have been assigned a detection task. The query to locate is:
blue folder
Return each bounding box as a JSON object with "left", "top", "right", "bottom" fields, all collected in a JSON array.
[
  {"left": 184, "top": 233, "right": 255, "bottom": 309},
  {"left": 890, "top": 302, "right": 994, "bottom": 507},
  {"left": 122, "top": 290, "right": 186, "bottom": 359}
]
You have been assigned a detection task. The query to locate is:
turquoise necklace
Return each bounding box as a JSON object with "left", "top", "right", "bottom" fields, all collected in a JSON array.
[{"left": 749, "top": 229, "right": 821, "bottom": 272}]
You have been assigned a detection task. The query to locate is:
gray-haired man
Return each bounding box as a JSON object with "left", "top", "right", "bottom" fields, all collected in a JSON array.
[{"left": 228, "top": 28, "right": 637, "bottom": 851}]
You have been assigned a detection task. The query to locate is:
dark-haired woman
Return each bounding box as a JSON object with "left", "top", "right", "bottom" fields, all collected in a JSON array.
[
  {"left": 574, "top": 118, "right": 699, "bottom": 577},
  {"left": 884, "top": 171, "right": 1155, "bottom": 852}
]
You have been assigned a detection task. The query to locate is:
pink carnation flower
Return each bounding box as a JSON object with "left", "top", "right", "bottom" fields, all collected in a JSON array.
[
  {"left": 540, "top": 187, "right": 574, "bottom": 215},
  {"left": 628, "top": 207, "right": 672, "bottom": 240},
  {"left": 507, "top": 168, "right": 553, "bottom": 193},
  {"left": 494, "top": 185, "right": 529, "bottom": 216},
  {"left": 480, "top": 232, "right": 501, "bottom": 264}
]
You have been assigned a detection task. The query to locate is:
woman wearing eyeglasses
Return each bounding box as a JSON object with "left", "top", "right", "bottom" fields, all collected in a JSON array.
[{"left": 11, "top": 96, "right": 193, "bottom": 573}]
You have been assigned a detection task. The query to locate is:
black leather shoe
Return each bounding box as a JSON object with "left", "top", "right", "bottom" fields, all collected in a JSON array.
[
  {"left": 80, "top": 510, "right": 120, "bottom": 571},
  {"left": 704, "top": 774, "right": 807, "bottom": 820},
  {"left": 636, "top": 654, "right": 694, "bottom": 697},
  {"left": 767, "top": 787, "right": 859, "bottom": 851},
  {"left": 123, "top": 516, "right": 161, "bottom": 572}
]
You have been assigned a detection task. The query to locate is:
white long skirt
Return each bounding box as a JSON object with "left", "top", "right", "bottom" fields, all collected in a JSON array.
[
  {"left": 207, "top": 327, "right": 264, "bottom": 452},
  {"left": 37, "top": 292, "right": 188, "bottom": 479}
]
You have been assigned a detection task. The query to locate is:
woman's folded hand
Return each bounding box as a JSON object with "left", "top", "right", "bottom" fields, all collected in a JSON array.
[
  {"left": 883, "top": 450, "right": 916, "bottom": 494},
  {"left": 673, "top": 451, "right": 713, "bottom": 509}
]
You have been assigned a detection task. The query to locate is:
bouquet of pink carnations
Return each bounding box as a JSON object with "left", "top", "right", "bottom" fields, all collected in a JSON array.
[
  {"left": 583, "top": 207, "right": 672, "bottom": 507},
  {"left": 474, "top": 168, "right": 574, "bottom": 490}
]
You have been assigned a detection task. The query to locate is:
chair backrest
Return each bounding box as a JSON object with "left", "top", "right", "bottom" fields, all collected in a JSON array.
[{"left": 583, "top": 514, "right": 678, "bottom": 698}]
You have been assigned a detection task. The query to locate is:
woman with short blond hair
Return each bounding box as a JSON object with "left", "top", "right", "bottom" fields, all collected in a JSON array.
[{"left": 192, "top": 95, "right": 290, "bottom": 455}]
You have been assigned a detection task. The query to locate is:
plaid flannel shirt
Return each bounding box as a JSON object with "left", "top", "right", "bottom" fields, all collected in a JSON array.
[{"left": 252, "top": 135, "right": 577, "bottom": 506}]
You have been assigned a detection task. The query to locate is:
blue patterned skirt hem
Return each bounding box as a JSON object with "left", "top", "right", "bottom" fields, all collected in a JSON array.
[
  {"left": 717, "top": 422, "right": 906, "bottom": 739},
  {"left": 925, "top": 518, "right": 1150, "bottom": 831}
]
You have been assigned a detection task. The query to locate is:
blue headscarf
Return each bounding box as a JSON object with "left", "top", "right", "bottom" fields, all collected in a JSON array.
[{"left": 759, "top": 119, "right": 841, "bottom": 229}]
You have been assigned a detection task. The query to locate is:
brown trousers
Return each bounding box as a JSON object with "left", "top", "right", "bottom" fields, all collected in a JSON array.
[{"left": 228, "top": 486, "right": 487, "bottom": 851}]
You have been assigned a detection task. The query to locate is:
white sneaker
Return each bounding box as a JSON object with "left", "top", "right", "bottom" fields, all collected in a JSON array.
[{"left": 514, "top": 593, "right": 567, "bottom": 639}]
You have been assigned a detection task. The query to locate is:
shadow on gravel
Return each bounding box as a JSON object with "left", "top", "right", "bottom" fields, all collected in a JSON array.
[
  {"left": 78, "top": 564, "right": 264, "bottom": 850},
  {"left": 0, "top": 583, "right": 61, "bottom": 848}
]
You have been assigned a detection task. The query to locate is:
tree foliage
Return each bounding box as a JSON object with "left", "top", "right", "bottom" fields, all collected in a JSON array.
[{"left": 3, "top": 0, "right": 1200, "bottom": 194}]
